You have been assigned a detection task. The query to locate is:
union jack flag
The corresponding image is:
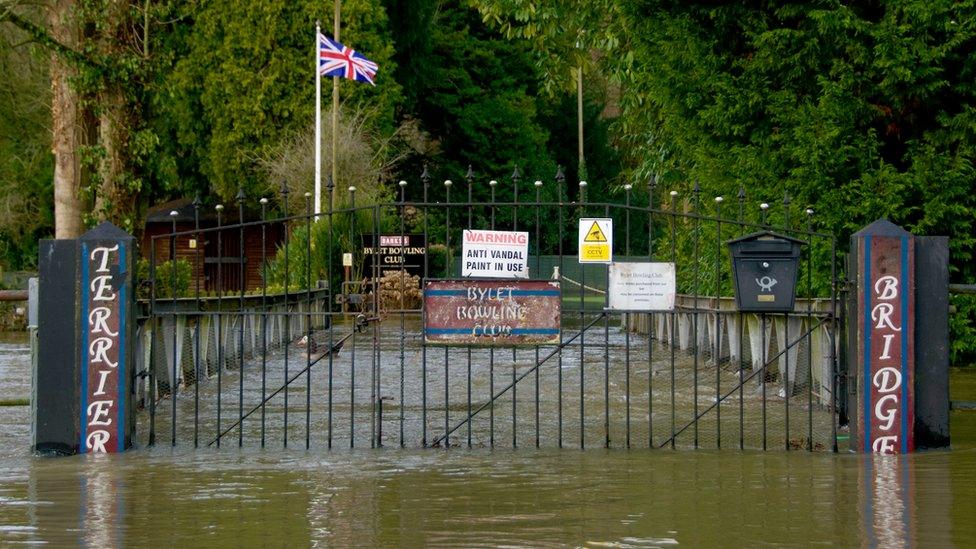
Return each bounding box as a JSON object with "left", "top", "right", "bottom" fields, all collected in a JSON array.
[{"left": 318, "top": 33, "right": 378, "bottom": 86}]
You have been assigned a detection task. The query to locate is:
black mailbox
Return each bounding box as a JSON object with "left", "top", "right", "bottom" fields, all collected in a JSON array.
[{"left": 727, "top": 231, "right": 805, "bottom": 313}]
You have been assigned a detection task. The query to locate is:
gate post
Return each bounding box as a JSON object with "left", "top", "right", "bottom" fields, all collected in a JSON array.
[
  {"left": 33, "top": 239, "right": 79, "bottom": 455},
  {"left": 33, "top": 222, "right": 136, "bottom": 455},
  {"left": 913, "top": 236, "right": 950, "bottom": 448},
  {"left": 849, "top": 219, "right": 949, "bottom": 454}
]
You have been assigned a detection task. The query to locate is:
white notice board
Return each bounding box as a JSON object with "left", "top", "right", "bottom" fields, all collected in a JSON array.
[
  {"left": 461, "top": 229, "right": 529, "bottom": 278},
  {"left": 608, "top": 262, "right": 676, "bottom": 311}
]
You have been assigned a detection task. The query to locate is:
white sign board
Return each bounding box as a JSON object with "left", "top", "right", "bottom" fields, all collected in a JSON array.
[
  {"left": 462, "top": 230, "right": 529, "bottom": 278},
  {"left": 342, "top": 253, "right": 353, "bottom": 267},
  {"left": 578, "top": 218, "right": 613, "bottom": 263},
  {"left": 608, "top": 262, "right": 676, "bottom": 311}
]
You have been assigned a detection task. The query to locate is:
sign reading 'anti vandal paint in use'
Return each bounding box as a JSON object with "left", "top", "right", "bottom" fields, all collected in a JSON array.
[
  {"left": 855, "top": 219, "right": 915, "bottom": 455},
  {"left": 424, "top": 279, "right": 560, "bottom": 346},
  {"left": 461, "top": 230, "right": 529, "bottom": 278}
]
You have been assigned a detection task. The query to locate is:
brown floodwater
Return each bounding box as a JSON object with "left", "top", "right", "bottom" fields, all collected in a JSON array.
[{"left": 2, "top": 332, "right": 976, "bottom": 546}]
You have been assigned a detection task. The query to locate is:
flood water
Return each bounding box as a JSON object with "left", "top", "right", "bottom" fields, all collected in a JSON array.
[{"left": 3, "top": 332, "right": 976, "bottom": 546}]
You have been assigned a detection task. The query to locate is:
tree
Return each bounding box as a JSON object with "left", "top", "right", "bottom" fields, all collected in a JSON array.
[
  {"left": 0, "top": 21, "right": 54, "bottom": 263},
  {"left": 160, "top": 0, "right": 402, "bottom": 201},
  {"left": 2, "top": 0, "right": 179, "bottom": 234},
  {"left": 475, "top": 0, "right": 976, "bottom": 364},
  {"left": 1, "top": 0, "right": 87, "bottom": 237}
]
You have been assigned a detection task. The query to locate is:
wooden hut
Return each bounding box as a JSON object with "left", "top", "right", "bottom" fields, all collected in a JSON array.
[{"left": 142, "top": 198, "right": 285, "bottom": 293}]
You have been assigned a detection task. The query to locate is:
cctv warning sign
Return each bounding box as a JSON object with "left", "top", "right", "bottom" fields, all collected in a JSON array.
[{"left": 578, "top": 218, "right": 613, "bottom": 263}]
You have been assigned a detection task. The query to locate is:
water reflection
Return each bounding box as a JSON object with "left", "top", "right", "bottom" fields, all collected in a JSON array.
[
  {"left": 0, "top": 448, "right": 971, "bottom": 546},
  {"left": 82, "top": 458, "right": 124, "bottom": 547},
  {"left": 862, "top": 456, "right": 913, "bottom": 548}
]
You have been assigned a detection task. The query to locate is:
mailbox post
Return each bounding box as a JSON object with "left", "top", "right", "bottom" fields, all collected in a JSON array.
[{"left": 727, "top": 231, "right": 805, "bottom": 313}]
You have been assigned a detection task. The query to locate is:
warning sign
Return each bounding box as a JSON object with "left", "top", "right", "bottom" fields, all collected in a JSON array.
[
  {"left": 578, "top": 218, "right": 613, "bottom": 263},
  {"left": 584, "top": 221, "right": 608, "bottom": 242},
  {"left": 461, "top": 229, "right": 529, "bottom": 278}
]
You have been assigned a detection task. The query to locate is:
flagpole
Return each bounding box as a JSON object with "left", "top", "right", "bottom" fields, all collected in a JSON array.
[
  {"left": 314, "top": 20, "right": 322, "bottom": 216},
  {"left": 332, "top": 0, "right": 340, "bottom": 211}
]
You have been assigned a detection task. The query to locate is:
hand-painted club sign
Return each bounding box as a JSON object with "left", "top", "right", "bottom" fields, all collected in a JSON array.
[
  {"left": 424, "top": 280, "right": 560, "bottom": 346},
  {"left": 80, "top": 223, "right": 132, "bottom": 454},
  {"left": 855, "top": 219, "right": 915, "bottom": 454}
]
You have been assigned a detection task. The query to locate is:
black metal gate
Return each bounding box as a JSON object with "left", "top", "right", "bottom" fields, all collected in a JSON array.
[{"left": 139, "top": 171, "right": 843, "bottom": 451}]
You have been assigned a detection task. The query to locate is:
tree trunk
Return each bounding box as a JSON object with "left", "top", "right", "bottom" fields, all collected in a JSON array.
[
  {"left": 93, "top": 0, "right": 137, "bottom": 231},
  {"left": 49, "top": 0, "right": 84, "bottom": 238},
  {"left": 94, "top": 88, "right": 130, "bottom": 224}
]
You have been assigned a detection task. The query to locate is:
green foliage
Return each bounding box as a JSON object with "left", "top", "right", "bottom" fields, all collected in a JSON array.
[
  {"left": 612, "top": 1, "right": 976, "bottom": 281},
  {"left": 136, "top": 257, "right": 192, "bottom": 299},
  {"left": 0, "top": 25, "right": 53, "bottom": 269},
  {"left": 161, "top": 0, "right": 403, "bottom": 201},
  {"left": 951, "top": 294, "right": 976, "bottom": 368},
  {"left": 411, "top": 1, "right": 554, "bottom": 180},
  {"left": 426, "top": 243, "right": 449, "bottom": 277},
  {"left": 264, "top": 199, "right": 399, "bottom": 294}
]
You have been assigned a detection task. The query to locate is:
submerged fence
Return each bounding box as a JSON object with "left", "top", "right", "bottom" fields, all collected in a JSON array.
[{"left": 138, "top": 172, "right": 843, "bottom": 451}]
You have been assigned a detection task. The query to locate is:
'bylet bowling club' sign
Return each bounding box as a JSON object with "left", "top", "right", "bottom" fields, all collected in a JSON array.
[
  {"left": 424, "top": 280, "right": 560, "bottom": 346},
  {"left": 855, "top": 219, "right": 915, "bottom": 454},
  {"left": 79, "top": 223, "right": 133, "bottom": 454}
]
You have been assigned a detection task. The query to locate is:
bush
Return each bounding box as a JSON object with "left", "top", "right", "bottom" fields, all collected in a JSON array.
[
  {"left": 136, "top": 258, "right": 192, "bottom": 299},
  {"left": 951, "top": 294, "right": 976, "bottom": 368}
]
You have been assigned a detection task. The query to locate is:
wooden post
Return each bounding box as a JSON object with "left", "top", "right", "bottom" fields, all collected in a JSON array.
[{"left": 851, "top": 219, "right": 915, "bottom": 454}]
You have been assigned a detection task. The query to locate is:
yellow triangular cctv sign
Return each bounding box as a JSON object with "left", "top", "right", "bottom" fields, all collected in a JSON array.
[{"left": 584, "top": 221, "right": 607, "bottom": 242}]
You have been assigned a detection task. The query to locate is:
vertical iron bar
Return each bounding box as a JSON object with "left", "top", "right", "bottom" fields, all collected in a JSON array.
[
  {"left": 327, "top": 179, "right": 335, "bottom": 449},
  {"left": 170, "top": 210, "right": 178, "bottom": 447},
  {"left": 444, "top": 179, "right": 452, "bottom": 447},
  {"left": 489, "top": 178, "right": 496, "bottom": 447},
  {"left": 738, "top": 186, "right": 745, "bottom": 449},
  {"left": 714, "top": 196, "right": 723, "bottom": 448},
  {"left": 830, "top": 240, "right": 839, "bottom": 452},
  {"left": 648, "top": 175, "right": 656, "bottom": 447},
  {"left": 761, "top": 311, "right": 767, "bottom": 451},
  {"left": 216, "top": 204, "right": 224, "bottom": 448},
  {"left": 624, "top": 184, "right": 632, "bottom": 448},
  {"left": 348, "top": 186, "right": 356, "bottom": 448},
  {"left": 193, "top": 196, "right": 201, "bottom": 448},
  {"left": 399, "top": 179, "right": 407, "bottom": 447},
  {"left": 259, "top": 198, "right": 268, "bottom": 447},
  {"left": 604, "top": 201, "right": 610, "bottom": 449},
  {"left": 149, "top": 238, "right": 156, "bottom": 446},
  {"left": 237, "top": 187, "right": 245, "bottom": 448},
  {"left": 806, "top": 209, "right": 815, "bottom": 451},
  {"left": 281, "top": 184, "right": 290, "bottom": 448},
  {"left": 305, "top": 193, "right": 313, "bottom": 449},
  {"left": 579, "top": 179, "right": 587, "bottom": 449},
  {"left": 367, "top": 202, "right": 374, "bottom": 449},
  {"left": 511, "top": 167, "right": 519, "bottom": 448},
  {"left": 534, "top": 179, "right": 542, "bottom": 448},
  {"left": 692, "top": 181, "right": 700, "bottom": 449},
  {"left": 421, "top": 165, "right": 429, "bottom": 446},
  {"left": 372, "top": 202, "right": 380, "bottom": 448},
  {"left": 668, "top": 190, "right": 677, "bottom": 449},
  {"left": 760, "top": 202, "right": 769, "bottom": 451},
  {"left": 780, "top": 313, "right": 792, "bottom": 452},
  {"left": 556, "top": 166, "right": 565, "bottom": 448},
  {"left": 466, "top": 167, "right": 473, "bottom": 448},
  {"left": 783, "top": 192, "right": 791, "bottom": 451}
]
